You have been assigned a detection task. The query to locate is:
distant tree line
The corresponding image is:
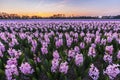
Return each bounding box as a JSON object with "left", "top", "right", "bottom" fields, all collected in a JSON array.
[{"left": 0, "top": 12, "right": 120, "bottom": 19}]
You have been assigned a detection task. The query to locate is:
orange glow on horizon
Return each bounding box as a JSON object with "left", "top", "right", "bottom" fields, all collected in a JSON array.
[{"left": 2, "top": 10, "right": 105, "bottom": 17}]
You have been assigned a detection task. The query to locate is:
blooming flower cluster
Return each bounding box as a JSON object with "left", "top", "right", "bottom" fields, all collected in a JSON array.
[
  {"left": 19, "top": 62, "right": 34, "bottom": 75},
  {"left": 88, "top": 46, "right": 96, "bottom": 57},
  {"left": 55, "top": 38, "right": 63, "bottom": 48},
  {"left": 104, "top": 64, "right": 120, "bottom": 80},
  {"left": 59, "top": 61, "right": 69, "bottom": 74},
  {"left": 117, "top": 50, "right": 120, "bottom": 59},
  {"left": 5, "top": 64, "right": 19, "bottom": 80},
  {"left": 41, "top": 41, "right": 48, "bottom": 55},
  {"left": 51, "top": 50, "right": 60, "bottom": 72},
  {"left": 31, "top": 39, "right": 37, "bottom": 53},
  {"left": 105, "top": 45, "right": 114, "bottom": 55},
  {"left": 0, "top": 42, "right": 5, "bottom": 57},
  {"left": 89, "top": 64, "right": 99, "bottom": 80},
  {"left": 5, "top": 58, "right": 18, "bottom": 80},
  {"left": 103, "top": 45, "right": 114, "bottom": 64},
  {"left": 7, "top": 48, "right": 22, "bottom": 59},
  {"left": 75, "top": 53, "right": 83, "bottom": 66},
  {"left": 41, "top": 46, "right": 48, "bottom": 55}
]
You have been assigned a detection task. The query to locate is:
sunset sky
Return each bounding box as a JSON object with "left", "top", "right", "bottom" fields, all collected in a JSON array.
[{"left": 0, "top": 0, "right": 120, "bottom": 17}]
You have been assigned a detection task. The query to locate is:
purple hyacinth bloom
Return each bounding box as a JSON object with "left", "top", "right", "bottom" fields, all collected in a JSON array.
[
  {"left": 107, "top": 37, "right": 113, "bottom": 43},
  {"left": 80, "top": 32, "right": 85, "bottom": 37},
  {"left": 74, "top": 38, "right": 78, "bottom": 43},
  {"left": 51, "top": 58, "right": 59, "bottom": 72},
  {"left": 0, "top": 42, "right": 5, "bottom": 52},
  {"left": 105, "top": 45, "right": 113, "bottom": 55},
  {"left": 5, "top": 64, "right": 19, "bottom": 80},
  {"left": 112, "top": 32, "right": 118, "bottom": 39},
  {"left": 80, "top": 42, "right": 85, "bottom": 49},
  {"left": 19, "top": 33, "right": 26, "bottom": 40},
  {"left": 19, "top": 62, "right": 34, "bottom": 75},
  {"left": 95, "top": 36, "right": 101, "bottom": 44},
  {"left": 89, "top": 64, "right": 99, "bottom": 80},
  {"left": 31, "top": 46, "right": 36, "bottom": 53},
  {"left": 67, "top": 38, "right": 73, "bottom": 47},
  {"left": 74, "top": 33, "right": 78, "bottom": 38},
  {"left": 0, "top": 50, "right": 3, "bottom": 57},
  {"left": 44, "top": 36, "right": 50, "bottom": 44},
  {"left": 27, "top": 36, "right": 33, "bottom": 43},
  {"left": 55, "top": 39, "right": 63, "bottom": 48},
  {"left": 103, "top": 54, "right": 112, "bottom": 63},
  {"left": 53, "top": 50, "right": 60, "bottom": 59},
  {"left": 68, "top": 49, "right": 76, "bottom": 58},
  {"left": 9, "top": 42, "right": 15, "bottom": 48},
  {"left": 70, "top": 31, "right": 74, "bottom": 36},
  {"left": 7, "top": 58, "right": 17, "bottom": 66},
  {"left": 7, "top": 48, "right": 22, "bottom": 59},
  {"left": 37, "top": 57, "right": 41, "bottom": 63},
  {"left": 65, "top": 33, "right": 70, "bottom": 39},
  {"left": 86, "top": 37, "right": 92, "bottom": 44},
  {"left": 31, "top": 39, "right": 37, "bottom": 48},
  {"left": 59, "top": 61, "right": 69, "bottom": 74},
  {"left": 117, "top": 39, "right": 120, "bottom": 44},
  {"left": 7, "top": 48, "right": 16, "bottom": 56},
  {"left": 117, "top": 50, "right": 120, "bottom": 59},
  {"left": 34, "top": 56, "right": 41, "bottom": 63},
  {"left": 74, "top": 46, "right": 80, "bottom": 53},
  {"left": 91, "top": 43, "right": 96, "bottom": 48},
  {"left": 9, "top": 38, "right": 19, "bottom": 47},
  {"left": 104, "top": 64, "right": 120, "bottom": 80},
  {"left": 41, "top": 47, "right": 48, "bottom": 55},
  {"left": 58, "top": 33, "right": 63, "bottom": 38},
  {"left": 88, "top": 47, "right": 96, "bottom": 57},
  {"left": 41, "top": 41, "right": 48, "bottom": 47},
  {"left": 75, "top": 53, "right": 83, "bottom": 66},
  {"left": 100, "top": 39, "right": 106, "bottom": 45}
]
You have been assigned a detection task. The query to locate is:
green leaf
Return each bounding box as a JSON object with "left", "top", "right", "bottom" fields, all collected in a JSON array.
[
  {"left": 41, "top": 65, "right": 45, "bottom": 71},
  {"left": 28, "top": 59, "right": 35, "bottom": 66},
  {"left": 77, "top": 77, "right": 81, "bottom": 80},
  {"left": 74, "top": 68, "right": 77, "bottom": 77},
  {"left": 105, "top": 76, "right": 109, "bottom": 80},
  {"left": 14, "top": 75, "right": 19, "bottom": 80},
  {"left": 0, "top": 59, "right": 3, "bottom": 68},
  {"left": 18, "top": 53, "right": 25, "bottom": 64},
  {"left": 64, "top": 76, "right": 67, "bottom": 80},
  {"left": 32, "top": 77, "right": 37, "bottom": 80},
  {"left": 45, "top": 59, "right": 49, "bottom": 67},
  {"left": 0, "top": 69, "right": 4, "bottom": 75},
  {"left": 47, "top": 72, "right": 52, "bottom": 80},
  {"left": 36, "top": 67, "right": 40, "bottom": 75}
]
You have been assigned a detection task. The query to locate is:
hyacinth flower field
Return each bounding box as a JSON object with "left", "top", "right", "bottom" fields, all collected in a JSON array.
[{"left": 0, "top": 20, "right": 120, "bottom": 80}]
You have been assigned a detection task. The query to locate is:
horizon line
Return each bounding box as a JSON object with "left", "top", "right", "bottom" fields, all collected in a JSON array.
[{"left": 0, "top": 12, "right": 119, "bottom": 17}]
